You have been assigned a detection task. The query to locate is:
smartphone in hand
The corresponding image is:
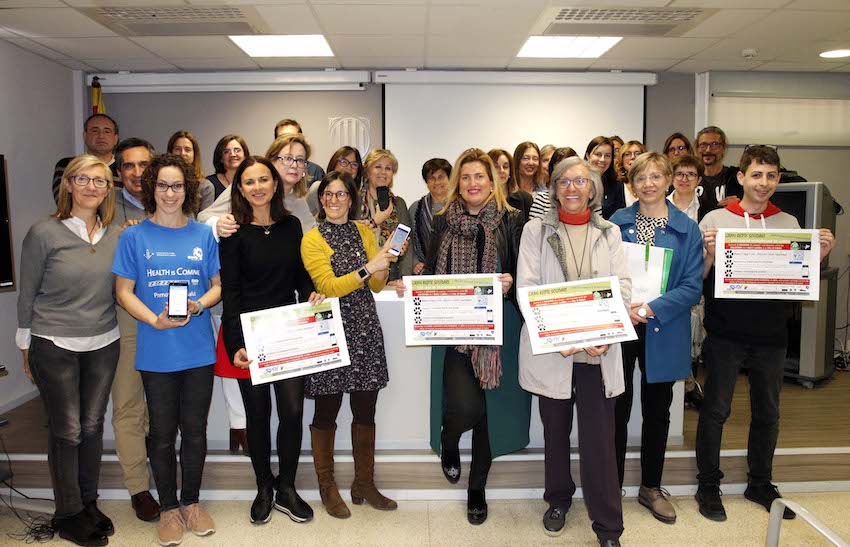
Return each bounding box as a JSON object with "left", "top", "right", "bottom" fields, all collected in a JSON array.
[
  {"left": 168, "top": 281, "right": 189, "bottom": 318},
  {"left": 376, "top": 186, "right": 391, "bottom": 211},
  {"left": 388, "top": 223, "right": 411, "bottom": 257}
]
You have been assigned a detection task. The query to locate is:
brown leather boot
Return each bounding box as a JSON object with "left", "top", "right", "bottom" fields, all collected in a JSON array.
[
  {"left": 310, "top": 425, "right": 350, "bottom": 519},
  {"left": 350, "top": 423, "right": 397, "bottom": 510}
]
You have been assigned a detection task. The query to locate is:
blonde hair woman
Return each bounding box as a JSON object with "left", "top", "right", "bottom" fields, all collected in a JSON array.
[
  {"left": 422, "top": 148, "right": 530, "bottom": 525},
  {"left": 359, "top": 148, "right": 413, "bottom": 282},
  {"left": 17, "top": 155, "right": 120, "bottom": 545},
  {"left": 265, "top": 134, "right": 316, "bottom": 233}
]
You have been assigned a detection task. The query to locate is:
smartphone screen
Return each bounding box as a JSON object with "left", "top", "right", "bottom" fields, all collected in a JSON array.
[
  {"left": 376, "top": 186, "right": 391, "bottom": 211},
  {"left": 388, "top": 223, "right": 411, "bottom": 256},
  {"left": 168, "top": 282, "right": 189, "bottom": 318}
]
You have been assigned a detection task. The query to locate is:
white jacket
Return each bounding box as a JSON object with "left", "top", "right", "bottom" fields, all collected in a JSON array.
[{"left": 517, "top": 209, "right": 631, "bottom": 399}]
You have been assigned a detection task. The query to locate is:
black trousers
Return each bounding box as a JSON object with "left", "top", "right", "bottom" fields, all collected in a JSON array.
[
  {"left": 238, "top": 377, "right": 304, "bottom": 489},
  {"left": 28, "top": 338, "right": 119, "bottom": 517},
  {"left": 614, "top": 324, "right": 675, "bottom": 488},
  {"left": 696, "top": 335, "right": 785, "bottom": 486},
  {"left": 311, "top": 390, "right": 379, "bottom": 430},
  {"left": 442, "top": 348, "right": 491, "bottom": 492},
  {"left": 539, "top": 364, "right": 623, "bottom": 542},
  {"left": 141, "top": 365, "right": 214, "bottom": 511}
]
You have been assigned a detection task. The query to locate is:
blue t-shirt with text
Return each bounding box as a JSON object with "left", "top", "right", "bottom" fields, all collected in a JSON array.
[{"left": 112, "top": 219, "right": 220, "bottom": 373}]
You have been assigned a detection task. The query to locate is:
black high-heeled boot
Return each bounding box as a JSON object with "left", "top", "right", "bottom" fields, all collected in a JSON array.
[
  {"left": 467, "top": 489, "right": 487, "bottom": 525},
  {"left": 440, "top": 429, "right": 461, "bottom": 484}
]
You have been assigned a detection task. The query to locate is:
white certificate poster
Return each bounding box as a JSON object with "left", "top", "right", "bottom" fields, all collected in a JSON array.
[
  {"left": 518, "top": 276, "right": 637, "bottom": 355},
  {"left": 403, "top": 274, "right": 502, "bottom": 346},
  {"left": 622, "top": 242, "right": 673, "bottom": 304},
  {"left": 715, "top": 229, "right": 820, "bottom": 301},
  {"left": 240, "top": 298, "right": 350, "bottom": 385}
]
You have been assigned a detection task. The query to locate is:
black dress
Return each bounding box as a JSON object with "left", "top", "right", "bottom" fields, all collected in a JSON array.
[{"left": 305, "top": 221, "right": 389, "bottom": 396}]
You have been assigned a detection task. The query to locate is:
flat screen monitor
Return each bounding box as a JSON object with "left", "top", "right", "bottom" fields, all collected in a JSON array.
[{"left": 0, "top": 156, "right": 12, "bottom": 289}]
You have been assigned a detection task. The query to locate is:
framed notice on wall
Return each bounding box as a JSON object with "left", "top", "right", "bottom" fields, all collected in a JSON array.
[{"left": 0, "top": 156, "right": 13, "bottom": 290}]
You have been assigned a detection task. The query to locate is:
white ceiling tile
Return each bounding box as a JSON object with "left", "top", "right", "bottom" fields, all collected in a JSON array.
[
  {"left": 830, "top": 63, "right": 850, "bottom": 71},
  {"left": 64, "top": 0, "right": 187, "bottom": 5},
  {"left": 425, "top": 56, "right": 510, "bottom": 69},
  {"left": 56, "top": 59, "right": 98, "bottom": 71},
  {"left": 590, "top": 58, "right": 680, "bottom": 71},
  {"left": 251, "top": 57, "right": 341, "bottom": 69},
  {"left": 310, "top": 0, "right": 425, "bottom": 4},
  {"left": 785, "top": 0, "right": 850, "bottom": 9},
  {"left": 507, "top": 58, "right": 595, "bottom": 70},
  {"left": 773, "top": 40, "right": 850, "bottom": 61},
  {"left": 254, "top": 5, "right": 323, "bottom": 34},
  {"left": 731, "top": 9, "right": 850, "bottom": 42},
  {"left": 668, "top": 58, "right": 763, "bottom": 72},
  {"left": 671, "top": 0, "right": 789, "bottom": 7},
  {"left": 326, "top": 35, "right": 424, "bottom": 57},
  {"left": 427, "top": 34, "right": 524, "bottom": 58},
  {"left": 83, "top": 59, "right": 179, "bottom": 72},
  {"left": 682, "top": 9, "right": 773, "bottom": 38},
  {"left": 0, "top": 1, "right": 64, "bottom": 6},
  {"left": 428, "top": 0, "right": 546, "bottom": 4},
  {"left": 168, "top": 58, "right": 260, "bottom": 71},
  {"left": 313, "top": 5, "right": 426, "bottom": 35},
  {"left": 336, "top": 56, "right": 423, "bottom": 69},
  {"left": 185, "top": 0, "right": 307, "bottom": 4},
  {"left": 0, "top": 7, "right": 116, "bottom": 38},
  {"left": 427, "top": 5, "right": 538, "bottom": 36},
  {"left": 518, "top": 0, "right": 668, "bottom": 5},
  {"left": 34, "top": 37, "right": 158, "bottom": 59},
  {"left": 130, "top": 36, "right": 247, "bottom": 59},
  {"left": 603, "top": 37, "right": 718, "bottom": 60},
  {"left": 690, "top": 37, "right": 784, "bottom": 61},
  {"left": 4, "top": 37, "right": 69, "bottom": 59},
  {"left": 754, "top": 60, "right": 850, "bottom": 71}
]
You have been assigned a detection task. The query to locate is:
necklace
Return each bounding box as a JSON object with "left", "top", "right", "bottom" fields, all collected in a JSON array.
[
  {"left": 86, "top": 219, "right": 99, "bottom": 253},
  {"left": 254, "top": 220, "right": 273, "bottom": 235},
  {"left": 562, "top": 223, "right": 589, "bottom": 279}
]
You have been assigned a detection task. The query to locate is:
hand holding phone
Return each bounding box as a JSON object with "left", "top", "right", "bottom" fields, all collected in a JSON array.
[
  {"left": 376, "top": 186, "right": 391, "bottom": 211},
  {"left": 387, "top": 223, "right": 411, "bottom": 257}
]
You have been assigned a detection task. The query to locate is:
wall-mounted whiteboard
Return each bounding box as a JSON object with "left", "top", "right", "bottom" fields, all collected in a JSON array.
[{"left": 385, "top": 83, "right": 646, "bottom": 205}]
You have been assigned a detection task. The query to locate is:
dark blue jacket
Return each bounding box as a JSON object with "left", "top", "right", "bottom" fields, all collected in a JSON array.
[{"left": 610, "top": 202, "right": 704, "bottom": 383}]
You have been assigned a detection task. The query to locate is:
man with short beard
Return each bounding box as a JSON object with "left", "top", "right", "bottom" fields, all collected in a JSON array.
[{"left": 695, "top": 126, "right": 742, "bottom": 212}]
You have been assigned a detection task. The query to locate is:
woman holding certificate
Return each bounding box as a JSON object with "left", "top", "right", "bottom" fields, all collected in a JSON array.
[
  {"left": 516, "top": 156, "right": 630, "bottom": 546},
  {"left": 423, "top": 148, "right": 528, "bottom": 526},
  {"left": 609, "top": 152, "right": 704, "bottom": 525},
  {"left": 301, "top": 171, "right": 400, "bottom": 519},
  {"left": 219, "top": 156, "right": 323, "bottom": 525}
]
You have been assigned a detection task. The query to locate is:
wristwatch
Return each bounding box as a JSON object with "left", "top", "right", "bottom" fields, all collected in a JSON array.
[
  {"left": 194, "top": 300, "right": 206, "bottom": 317},
  {"left": 358, "top": 265, "right": 371, "bottom": 281},
  {"left": 638, "top": 306, "right": 647, "bottom": 318}
]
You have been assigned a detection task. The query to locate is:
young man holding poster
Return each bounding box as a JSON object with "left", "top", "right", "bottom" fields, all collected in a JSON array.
[{"left": 695, "top": 146, "right": 835, "bottom": 522}]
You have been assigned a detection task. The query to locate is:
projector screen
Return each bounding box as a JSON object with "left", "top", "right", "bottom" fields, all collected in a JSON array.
[{"left": 385, "top": 83, "right": 646, "bottom": 205}]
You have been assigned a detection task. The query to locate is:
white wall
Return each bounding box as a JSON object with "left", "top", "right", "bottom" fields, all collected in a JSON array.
[{"left": 0, "top": 41, "right": 75, "bottom": 412}]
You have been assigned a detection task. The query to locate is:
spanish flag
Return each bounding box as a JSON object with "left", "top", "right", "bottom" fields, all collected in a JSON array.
[{"left": 91, "top": 76, "right": 106, "bottom": 114}]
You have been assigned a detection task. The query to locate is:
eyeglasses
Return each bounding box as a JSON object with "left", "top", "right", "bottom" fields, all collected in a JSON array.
[
  {"left": 674, "top": 172, "right": 699, "bottom": 181},
  {"left": 666, "top": 145, "right": 688, "bottom": 154},
  {"left": 223, "top": 148, "right": 243, "bottom": 156},
  {"left": 697, "top": 141, "right": 724, "bottom": 151},
  {"left": 276, "top": 155, "right": 307, "bottom": 169},
  {"left": 336, "top": 158, "right": 360, "bottom": 169},
  {"left": 323, "top": 190, "right": 349, "bottom": 201},
  {"left": 634, "top": 173, "right": 666, "bottom": 184},
  {"left": 555, "top": 177, "right": 590, "bottom": 189},
  {"left": 622, "top": 151, "right": 642, "bottom": 159},
  {"left": 155, "top": 182, "right": 185, "bottom": 193},
  {"left": 71, "top": 175, "right": 109, "bottom": 189}
]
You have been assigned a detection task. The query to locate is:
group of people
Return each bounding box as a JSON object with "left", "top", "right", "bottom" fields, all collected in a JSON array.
[{"left": 18, "top": 114, "right": 835, "bottom": 547}]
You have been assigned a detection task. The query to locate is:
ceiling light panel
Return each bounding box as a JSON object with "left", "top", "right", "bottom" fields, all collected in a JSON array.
[{"left": 229, "top": 35, "right": 334, "bottom": 58}]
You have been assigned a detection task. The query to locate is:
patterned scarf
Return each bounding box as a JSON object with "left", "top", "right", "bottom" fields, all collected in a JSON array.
[
  {"left": 435, "top": 200, "right": 505, "bottom": 390},
  {"left": 360, "top": 185, "right": 399, "bottom": 244}
]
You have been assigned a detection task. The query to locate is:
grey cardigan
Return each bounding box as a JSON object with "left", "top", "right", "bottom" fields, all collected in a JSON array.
[
  {"left": 516, "top": 208, "right": 631, "bottom": 399},
  {"left": 17, "top": 217, "right": 120, "bottom": 337}
]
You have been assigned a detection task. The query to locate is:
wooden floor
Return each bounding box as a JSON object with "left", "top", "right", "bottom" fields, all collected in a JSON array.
[
  {"left": 2, "top": 371, "right": 849, "bottom": 493},
  {"left": 682, "top": 369, "right": 850, "bottom": 450}
]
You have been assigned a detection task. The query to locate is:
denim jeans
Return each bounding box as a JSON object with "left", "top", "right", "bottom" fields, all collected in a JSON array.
[
  {"left": 141, "top": 365, "right": 214, "bottom": 511},
  {"left": 696, "top": 335, "right": 786, "bottom": 486},
  {"left": 28, "top": 337, "right": 119, "bottom": 517}
]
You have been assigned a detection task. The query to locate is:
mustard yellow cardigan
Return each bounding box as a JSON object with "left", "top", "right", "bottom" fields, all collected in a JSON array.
[{"left": 300, "top": 222, "right": 388, "bottom": 297}]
